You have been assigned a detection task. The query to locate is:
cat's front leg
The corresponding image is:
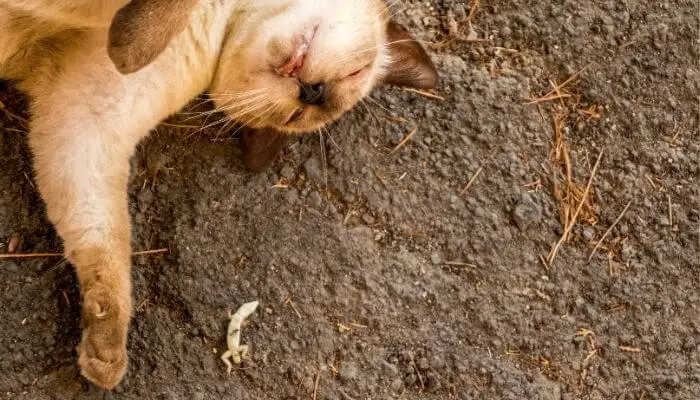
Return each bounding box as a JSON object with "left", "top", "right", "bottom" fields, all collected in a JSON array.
[
  {"left": 72, "top": 245, "right": 131, "bottom": 390},
  {"left": 29, "top": 109, "right": 143, "bottom": 389}
]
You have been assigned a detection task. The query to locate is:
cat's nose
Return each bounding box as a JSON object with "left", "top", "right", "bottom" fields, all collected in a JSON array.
[{"left": 299, "top": 82, "right": 327, "bottom": 105}]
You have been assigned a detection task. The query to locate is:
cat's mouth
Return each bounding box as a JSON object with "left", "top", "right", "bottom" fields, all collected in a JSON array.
[{"left": 275, "top": 22, "right": 320, "bottom": 78}]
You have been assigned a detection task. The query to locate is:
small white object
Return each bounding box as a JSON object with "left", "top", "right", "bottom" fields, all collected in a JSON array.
[{"left": 220, "top": 301, "right": 259, "bottom": 375}]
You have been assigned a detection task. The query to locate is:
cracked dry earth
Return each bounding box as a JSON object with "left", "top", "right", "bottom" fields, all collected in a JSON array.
[{"left": 1, "top": 0, "right": 699, "bottom": 399}]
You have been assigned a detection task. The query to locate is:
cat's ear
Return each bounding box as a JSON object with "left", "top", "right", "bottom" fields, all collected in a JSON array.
[
  {"left": 241, "top": 128, "right": 290, "bottom": 173},
  {"left": 382, "top": 21, "right": 438, "bottom": 89},
  {"left": 107, "top": 0, "right": 198, "bottom": 74}
]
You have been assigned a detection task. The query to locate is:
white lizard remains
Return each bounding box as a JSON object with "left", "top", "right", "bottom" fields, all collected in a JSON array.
[{"left": 221, "top": 300, "right": 259, "bottom": 375}]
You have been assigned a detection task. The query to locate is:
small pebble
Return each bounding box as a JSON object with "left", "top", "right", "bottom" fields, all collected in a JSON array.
[
  {"left": 284, "top": 189, "right": 299, "bottom": 204},
  {"left": 280, "top": 166, "right": 296, "bottom": 180},
  {"left": 404, "top": 373, "right": 417, "bottom": 386},
  {"left": 339, "top": 362, "right": 358, "bottom": 382},
  {"left": 417, "top": 357, "right": 430, "bottom": 371},
  {"left": 8, "top": 233, "right": 21, "bottom": 253},
  {"left": 430, "top": 252, "right": 444, "bottom": 265},
  {"left": 303, "top": 158, "right": 323, "bottom": 182}
]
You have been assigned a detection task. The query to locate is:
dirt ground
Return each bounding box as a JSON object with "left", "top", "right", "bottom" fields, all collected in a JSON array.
[{"left": 1, "top": 1, "right": 699, "bottom": 399}]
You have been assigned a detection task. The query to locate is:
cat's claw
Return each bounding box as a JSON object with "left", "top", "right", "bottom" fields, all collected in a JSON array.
[{"left": 76, "top": 286, "right": 130, "bottom": 390}]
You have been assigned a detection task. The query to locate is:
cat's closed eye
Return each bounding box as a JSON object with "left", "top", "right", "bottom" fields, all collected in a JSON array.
[{"left": 345, "top": 63, "right": 372, "bottom": 79}]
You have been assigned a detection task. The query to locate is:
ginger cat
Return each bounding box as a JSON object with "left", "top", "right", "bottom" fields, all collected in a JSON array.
[{"left": 0, "top": 0, "right": 437, "bottom": 390}]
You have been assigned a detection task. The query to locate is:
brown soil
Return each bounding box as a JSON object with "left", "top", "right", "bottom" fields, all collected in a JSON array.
[{"left": 1, "top": 1, "right": 698, "bottom": 399}]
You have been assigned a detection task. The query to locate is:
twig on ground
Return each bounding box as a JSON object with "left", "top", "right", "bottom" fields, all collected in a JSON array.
[
  {"left": 402, "top": 87, "right": 445, "bottom": 100},
  {"left": 312, "top": 366, "right": 324, "bottom": 400},
  {"left": 391, "top": 126, "right": 419, "bottom": 154},
  {"left": 283, "top": 296, "right": 302, "bottom": 319},
  {"left": 547, "top": 149, "right": 604, "bottom": 265},
  {"left": 525, "top": 64, "right": 590, "bottom": 104},
  {"left": 383, "top": 115, "right": 409, "bottom": 124},
  {"left": 548, "top": 79, "right": 567, "bottom": 108},
  {"left": 619, "top": 346, "right": 642, "bottom": 353},
  {"left": 410, "top": 354, "right": 425, "bottom": 391},
  {"left": 136, "top": 296, "right": 150, "bottom": 312},
  {"left": 467, "top": 0, "right": 481, "bottom": 23},
  {"left": 460, "top": 166, "right": 483, "bottom": 195},
  {"left": 668, "top": 129, "right": 683, "bottom": 146},
  {"left": 546, "top": 65, "right": 591, "bottom": 97},
  {"left": 574, "top": 328, "right": 597, "bottom": 386},
  {"left": 444, "top": 261, "right": 477, "bottom": 268},
  {"left": 524, "top": 93, "right": 572, "bottom": 105},
  {"left": 132, "top": 248, "right": 170, "bottom": 256},
  {"left": 588, "top": 201, "right": 632, "bottom": 261},
  {"left": 0, "top": 248, "right": 169, "bottom": 259}
]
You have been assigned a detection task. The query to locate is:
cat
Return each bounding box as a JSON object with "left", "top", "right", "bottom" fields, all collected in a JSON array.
[{"left": 0, "top": 0, "right": 437, "bottom": 390}]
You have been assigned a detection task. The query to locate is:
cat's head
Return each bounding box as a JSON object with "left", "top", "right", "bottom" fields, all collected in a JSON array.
[{"left": 209, "top": 0, "right": 437, "bottom": 158}]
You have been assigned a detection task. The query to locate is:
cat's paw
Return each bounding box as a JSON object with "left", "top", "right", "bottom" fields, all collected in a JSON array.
[{"left": 77, "top": 285, "right": 130, "bottom": 390}]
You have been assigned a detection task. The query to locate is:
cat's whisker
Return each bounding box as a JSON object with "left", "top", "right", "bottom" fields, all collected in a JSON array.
[
  {"left": 207, "top": 91, "right": 269, "bottom": 111},
  {"left": 216, "top": 90, "right": 268, "bottom": 104},
  {"left": 207, "top": 91, "right": 267, "bottom": 103},
  {"left": 318, "top": 128, "right": 329, "bottom": 189},
  {"left": 239, "top": 102, "right": 279, "bottom": 128},
  {"left": 181, "top": 94, "right": 271, "bottom": 137},
  {"left": 365, "top": 95, "right": 396, "bottom": 117},
  {"left": 359, "top": 98, "right": 380, "bottom": 133},
  {"left": 208, "top": 93, "right": 273, "bottom": 123},
  {"left": 184, "top": 103, "right": 229, "bottom": 134},
  {"left": 224, "top": 99, "right": 274, "bottom": 122},
  {"left": 213, "top": 115, "right": 238, "bottom": 142},
  {"left": 323, "top": 125, "right": 341, "bottom": 152},
  {"left": 376, "top": 0, "right": 403, "bottom": 19},
  {"left": 187, "top": 113, "right": 231, "bottom": 136},
  {"left": 177, "top": 97, "right": 218, "bottom": 120},
  {"left": 252, "top": 103, "right": 281, "bottom": 126},
  {"left": 194, "top": 98, "right": 272, "bottom": 135},
  {"left": 182, "top": 90, "right": 266, "bottom": 118},
  {"left": 226, "top": 102, "right": 280, "bottom": 138},
  {"left": 207, "top": 88, "right": 265, "bottom": 97},
  {"left": 188, "top": 96, "right": 216, "bottom": 108},
  {"left": 385, "top": 1, "right": 405, "bottom": 19},
  {"left": 209, "top": 88, "right": 267, "bottom": 96},
  {"left": 179, "top": 108, "right": 223, "bottom": 122},
  {"left": 217, "top": 94, "right": 269, "bottom": 114}
]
